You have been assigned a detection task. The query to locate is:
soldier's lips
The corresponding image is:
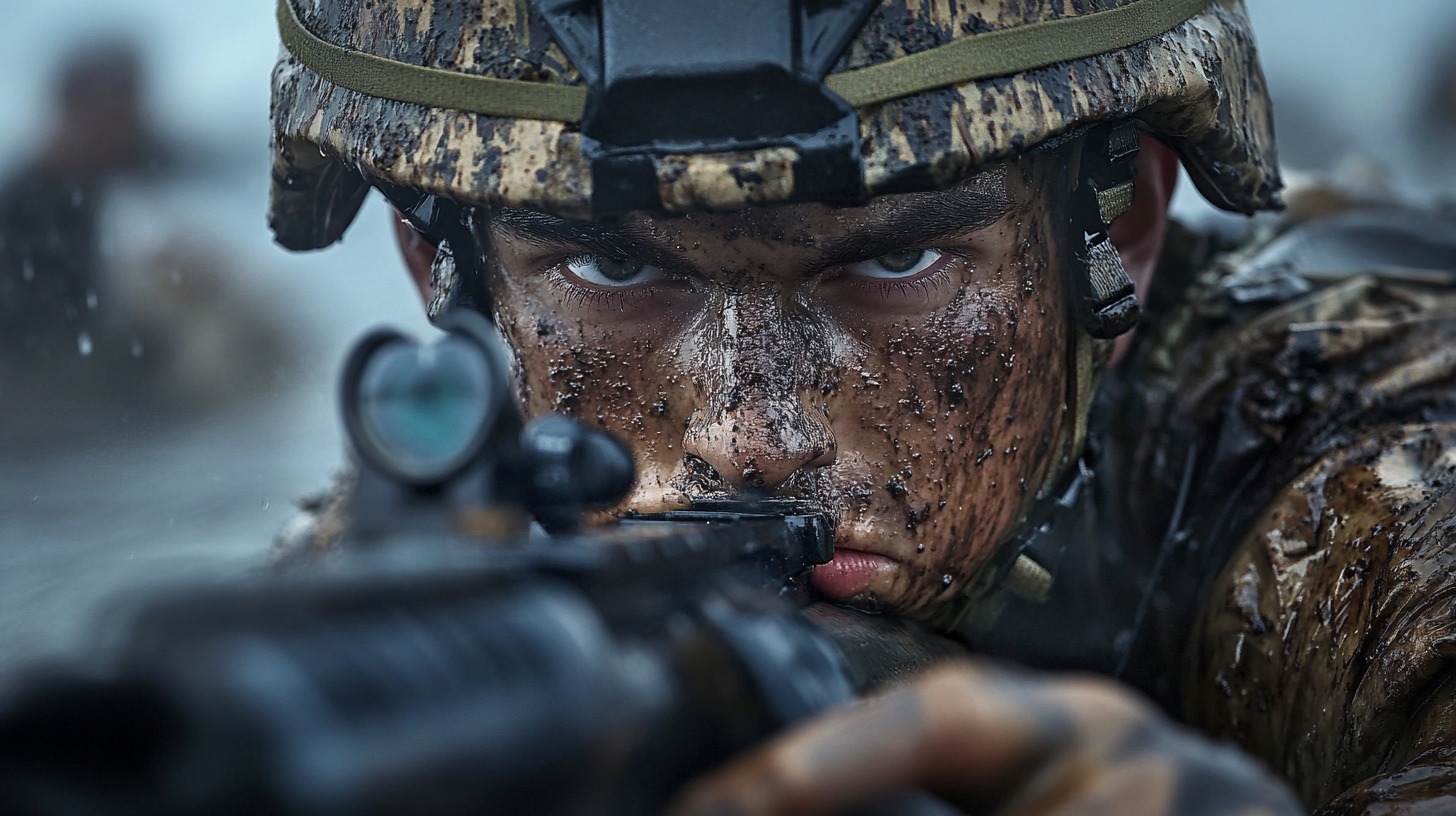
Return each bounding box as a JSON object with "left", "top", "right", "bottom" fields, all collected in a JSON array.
[{"left": 810, "top": 548, "right": 896, "bottom": 600}]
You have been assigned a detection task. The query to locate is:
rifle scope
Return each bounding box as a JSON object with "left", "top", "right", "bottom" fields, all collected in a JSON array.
[{"left": 340, "top": 311, "right": 514, "bottom": 486}]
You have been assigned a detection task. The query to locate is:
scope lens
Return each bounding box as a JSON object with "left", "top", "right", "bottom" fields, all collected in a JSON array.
[{"left": 356, "top": 336, "right": 493, "bottom": 479}]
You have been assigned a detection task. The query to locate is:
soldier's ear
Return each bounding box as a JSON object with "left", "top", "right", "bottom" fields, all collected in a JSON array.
[
  {"left": 392, "top": 212, "right": 436, "bottom": 307},
  {"left": 1109, "top": 133, "right": 1179, "bottom": 297}
]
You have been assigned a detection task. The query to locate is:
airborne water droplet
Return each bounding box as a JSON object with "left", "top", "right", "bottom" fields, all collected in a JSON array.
[
  {"left": 86, "top": 290, "right": 98, "bottom": 310},
  {"left": 130, "top": 339, "right": 144, "bottom": 358},
  {"left": 21, "top": 258, "right": 33, "bottom": 282},
  {"left": 77, "top": 332, "right": 92, "bottom": 357}
]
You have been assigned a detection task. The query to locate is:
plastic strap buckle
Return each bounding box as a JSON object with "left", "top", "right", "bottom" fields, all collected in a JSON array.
[{"left": 1072, "top": 122, "right": 1143, "bottom": 339}]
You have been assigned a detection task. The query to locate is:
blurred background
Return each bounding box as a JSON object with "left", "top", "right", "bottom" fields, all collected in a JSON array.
[{"left": 0, "top": 0, "right": 1453, "bottom": 669}]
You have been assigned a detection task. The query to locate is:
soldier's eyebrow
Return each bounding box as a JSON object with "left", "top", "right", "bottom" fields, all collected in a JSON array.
[
  {"left": 810, "top": 185, "right": 1017, "bottom": 272},
  {"left": 489, "top": 209, "right": 691, "bottom": 272},
  {"left": 489, "top": 176, "right": 1017, "bottom": 274}
]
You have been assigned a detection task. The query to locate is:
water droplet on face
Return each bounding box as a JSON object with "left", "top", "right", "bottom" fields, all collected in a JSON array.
[
  {"left": 941, "top": 574, "right": 953, "bottom": 586},
  {"left": 916, "top": 543, "right": 925, "bottom": 553},
  {"left": 77, "top": 332, "right": 92, "bottom": 357}
]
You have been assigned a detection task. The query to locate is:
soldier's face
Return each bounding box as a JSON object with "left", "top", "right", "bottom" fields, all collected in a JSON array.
[{"left": 486, "top": 158, "right": 1073, "bottom": 620}]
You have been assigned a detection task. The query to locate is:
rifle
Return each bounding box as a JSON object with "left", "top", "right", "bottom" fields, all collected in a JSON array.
[{"left": 0, "top": 312, "right": 964, "bottom": 815}]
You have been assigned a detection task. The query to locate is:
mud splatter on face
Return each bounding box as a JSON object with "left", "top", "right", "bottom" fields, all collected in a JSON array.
[{"left": 486, "top": 152, "right": 1076, "bottom": 621}]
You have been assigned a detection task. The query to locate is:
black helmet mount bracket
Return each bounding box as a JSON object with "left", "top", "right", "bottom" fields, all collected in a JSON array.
[{"left": 534, "top": 0, "right": 878, "bottom": 216}]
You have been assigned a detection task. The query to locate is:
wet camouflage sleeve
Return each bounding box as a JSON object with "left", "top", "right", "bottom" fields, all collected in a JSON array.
[
  {"left": 1190, "top": 425, "right": 1456, "bottom": 813},
  {"left": 1179, "top": 255, "right": 1456, "bottom": 812}
]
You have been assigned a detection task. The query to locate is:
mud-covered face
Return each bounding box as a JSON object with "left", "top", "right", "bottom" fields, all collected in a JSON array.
[{"left": 485, "top": 155, "right": 1073, "bottom": 620}]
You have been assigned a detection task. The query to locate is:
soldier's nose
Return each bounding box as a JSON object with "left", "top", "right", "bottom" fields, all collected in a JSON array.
[
  {"left": 682, "top": 394, "right": 836, "bottom": 492},
  {"left": 680, "top": 290, "right": 837, "bottom": 492}
]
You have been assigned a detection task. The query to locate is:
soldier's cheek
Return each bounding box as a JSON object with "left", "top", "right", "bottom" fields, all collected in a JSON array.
[
  {"left": 560, "top": 335, "right": 704, "bottom": 510},
  {"left": 817, "top": 275, "right": 1066, "bottom": 619},
  {"left": 489, "top": 283, "right": 704, "bottom": 504}
]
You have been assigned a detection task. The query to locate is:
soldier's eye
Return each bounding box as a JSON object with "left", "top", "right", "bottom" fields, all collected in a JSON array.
[
  {"left": 844, "top": 249, "right": 944, "bottom": 279},
  {"left": 561, "top": 253, "right": 664, "bottom": 287}
]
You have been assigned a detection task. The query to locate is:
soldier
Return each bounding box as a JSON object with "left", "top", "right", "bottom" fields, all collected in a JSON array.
[
  {"left": 0, "top": 40, "right": 289, "bottom": 448},
  {"left": 0, "top": 43, "right": 153, "bottom": 372},
  {"left": 268, "top": 0, "right": 1456, "bottom": 813}
]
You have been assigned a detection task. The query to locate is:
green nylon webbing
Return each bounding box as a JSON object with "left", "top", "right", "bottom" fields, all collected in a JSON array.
[
  {"left": 825, "top": 0, "right": 1211, "bottom": 106},
  {"left": 275, "top": 0, "right": 587, "bottom": 120},
  {"left": 277, "top": 0, "right": 1211, "bottom": 122}
]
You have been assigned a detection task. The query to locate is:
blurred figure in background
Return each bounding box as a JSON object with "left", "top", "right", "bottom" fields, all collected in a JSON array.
[
  {"left": 0, "top": 44, "right": 158, "bottom": 379},
  {"left": 0, "top": 40, "right": 290, "bottom": 450}
]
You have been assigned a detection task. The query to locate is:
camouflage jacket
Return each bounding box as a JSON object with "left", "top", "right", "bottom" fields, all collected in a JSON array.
[
  {"left": 978, "top": 203, "right": 1456, "bottom": 813},
  {"left": 1173, "top": 208, "right": 1456, "bottom": 814}
]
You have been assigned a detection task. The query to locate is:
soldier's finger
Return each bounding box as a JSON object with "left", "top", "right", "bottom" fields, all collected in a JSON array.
[{"left": 665, "top": 662, "right": 1071, "bottom": 816}]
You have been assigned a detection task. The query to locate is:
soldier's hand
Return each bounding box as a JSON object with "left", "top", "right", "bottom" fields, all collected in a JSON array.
[{"left": 667, "top": 662, "right": 1302, "bottom": 816}]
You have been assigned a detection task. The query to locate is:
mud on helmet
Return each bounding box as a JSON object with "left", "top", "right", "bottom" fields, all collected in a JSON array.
[{"left": 267, "top": 0, "right": 1281, "bottom": 630}]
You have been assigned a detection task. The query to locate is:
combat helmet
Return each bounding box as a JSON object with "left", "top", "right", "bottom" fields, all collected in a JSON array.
[
  {"left": 270, "top": 0, "right": 1278, "bottom": 237},
  {"left": 267, "top": 0, "right": 1281, "bottom": 628}
]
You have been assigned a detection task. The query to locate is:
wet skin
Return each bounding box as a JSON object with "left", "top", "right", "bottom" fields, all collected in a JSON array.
[{"left": 485, "top": 156, "right": 1072, "bottom": 621}]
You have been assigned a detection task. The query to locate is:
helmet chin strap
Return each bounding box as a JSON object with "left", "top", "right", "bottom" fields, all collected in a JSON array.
[
  {"left": 433, "top": 213, "right": 492, "bottom": 320},
  {"left": 1070, "top": 122, "right": 1144, "bottom": 339},
  {"left": 369, "top": 178, "right": 491, "bottom": 324},
  {"left": 932, "top": 123, "right": 1143, "bottom": 636}
]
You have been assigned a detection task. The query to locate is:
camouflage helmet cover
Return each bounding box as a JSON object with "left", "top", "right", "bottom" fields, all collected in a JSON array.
[{"left": 269, "top": 0, "right": 1280, "bottom": 250}]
